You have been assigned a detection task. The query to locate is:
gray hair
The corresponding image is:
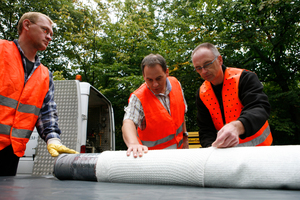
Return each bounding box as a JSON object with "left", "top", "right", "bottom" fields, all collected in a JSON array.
[{"left": 191, "top": 42, "right": 220, "bottom": 59}]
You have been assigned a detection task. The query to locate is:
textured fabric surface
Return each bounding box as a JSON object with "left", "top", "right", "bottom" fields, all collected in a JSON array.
[
  {"left": 54, "top": 145, "right": 300, "bottom": 189},
  {"left": 204, "top": 145, "right": 300, "bottom": 189},
  {"left": 96, "top": 148, "right": 213, "bottom": 186},
  {"left": 96, "top": 146, "right": 300, "bottom": 189}
]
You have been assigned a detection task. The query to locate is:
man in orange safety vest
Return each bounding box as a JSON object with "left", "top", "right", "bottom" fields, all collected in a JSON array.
[
  {"left": 192, "top": 43, "right": 272, "bottom": 148},
  {"left": 0, "top": 12, "right": 78, "bottom": 176}
]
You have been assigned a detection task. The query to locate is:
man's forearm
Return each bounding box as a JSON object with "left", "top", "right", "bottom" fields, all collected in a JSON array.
[{"left": 122, "top": 119, "right": 140, "bottom": 147}]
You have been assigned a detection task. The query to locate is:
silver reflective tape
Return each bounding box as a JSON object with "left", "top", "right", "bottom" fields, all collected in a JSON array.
[
  {"left": 176, "top": 123, "right": 183, "bottom": 136},
  {"left": 164, "top": 143, "right": 177, "bottom": 149},
  {"left": 0, "top": 124, "right": 12, "bottom": 135},
  {"left": 178, "top": 138, "right": 183, "bottom": 148},
  {"left": 0, "top": 95, "right": 18, "bottom": 109},
  {"left": 141, "top": 134, "right": 175, "bottom": 148},
  {"left": 238, "top": 125, "right": 271, "bottom": 147},
  {"left": 18, "top": 103, "right": 40, "bottom": 115},
  {"left": 12, "top": 128, "right": 32, "bottom": 139}
]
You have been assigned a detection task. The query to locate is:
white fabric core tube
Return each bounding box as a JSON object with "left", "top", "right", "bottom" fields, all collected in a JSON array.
[{"left": 95, "top": 145, "right": 300, "bottom": 189}]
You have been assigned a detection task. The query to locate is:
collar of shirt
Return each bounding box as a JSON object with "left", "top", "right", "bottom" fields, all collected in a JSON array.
[
  {"left": 13, "top": 39, "right": 41, "bottom": 81},
  {"left": 146, "top": 77, "right": 172, "bottom": 97}
]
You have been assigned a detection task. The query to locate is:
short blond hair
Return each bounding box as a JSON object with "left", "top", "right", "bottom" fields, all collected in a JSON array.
[{"left": 17, "top": 12, "right": 53, "bottom": 35}]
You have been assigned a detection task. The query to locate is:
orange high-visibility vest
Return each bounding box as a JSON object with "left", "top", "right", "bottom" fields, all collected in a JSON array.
[
  {"left": 199, "top": 67, "right": 272, "bottom": 146},
  {"left": 0, "top": 40, "right": 49, "bottom": 157},
  {"left": 132, "top": 76, "right": 186, "bottom": 150}
]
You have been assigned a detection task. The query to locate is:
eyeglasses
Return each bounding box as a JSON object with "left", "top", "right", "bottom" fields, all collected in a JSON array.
[
  {"left": 194, "top": 56, "right": 218, "bottom": 72},
  {"left": 30, "top": 21, "right": 53, "bottom": 39}
]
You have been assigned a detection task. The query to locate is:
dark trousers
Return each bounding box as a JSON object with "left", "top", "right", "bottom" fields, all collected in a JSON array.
[{"left": 0, "top": 145, "right": 20, "bottom": 176}]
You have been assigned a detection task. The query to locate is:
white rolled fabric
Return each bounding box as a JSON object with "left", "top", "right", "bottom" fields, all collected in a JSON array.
[
  {"left": 95, "top": 145, "right": 300, "bottom": 189},
  {"left": 204, "top": 145, "right": 300, "bottom": 189}
]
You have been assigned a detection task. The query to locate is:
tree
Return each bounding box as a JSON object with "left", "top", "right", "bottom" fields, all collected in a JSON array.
[
  {"left": 0, "top": 0, "right": 103, "bottom": 79},
  {"left": 214, "top": 0, "right": 300, "bottom": 144},
  {"left": 78, "top": 0, "right": 163, "bottom": 149},
  {"left": 149, "top": 0, "right": 221, "bottom": 131}
]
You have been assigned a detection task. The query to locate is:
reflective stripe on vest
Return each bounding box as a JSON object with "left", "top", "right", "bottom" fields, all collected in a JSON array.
[
  {"left": 0, "top": 94, "right": 41, "bottom": 115},
  {"left": 139, "top": 122, "right": 184, "bottom": 148},
  {"left": 238, "top": 122, "right": 271, "bottom": 147},
  {"left": 200, "top": 67, "right": 272, "bottom": 146},
  {"left": 0, "top": 39, "right": 50, "bottom": 157},
  {"left": 0, "top": 124, "right": 31, "bottom": 139},
  {"left": 133, "top": 76, "right": 186, "bottom": 150},
  {"left": 0, "top": 124, "right": 10, "bottom": 135},
  {"left": 18, "top": 103, "right": 41, "bottom": 115},
  {"left": 165, "top": 143, "right": 177, "bottom": 149},
  {"left": 178, "top": 137, "right": 183, "bottom": 148},
  {"left": 12, "top": 128, "right": 32, "bottom": 139},
  {"left": 0, "top": 95, "right": 18, "bottom": 109}
]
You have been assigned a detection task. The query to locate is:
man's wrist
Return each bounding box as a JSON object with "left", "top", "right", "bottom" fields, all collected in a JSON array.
[{"left": 233, "top": 120, "right": 245, "bottom": 136}]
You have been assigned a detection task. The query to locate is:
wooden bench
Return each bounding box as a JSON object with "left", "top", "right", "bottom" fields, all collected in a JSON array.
[{"left": 188, "top": 131, "right": 201, "bottom": 148}]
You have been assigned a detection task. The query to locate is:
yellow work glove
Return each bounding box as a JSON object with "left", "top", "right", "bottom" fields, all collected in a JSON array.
[{"left": 47, "top": 138, "right": 79, "bottom": 157}]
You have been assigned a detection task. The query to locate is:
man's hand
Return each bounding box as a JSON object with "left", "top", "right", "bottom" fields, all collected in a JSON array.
[
  {"left": 47, "top": 138, "right": 79, "bottom": 157},
  {"left": 212, "top": 120, "right": 245, "bottom": 148},
  {"left": 122, "top": 119, "right": 148, "bottom": 158},
  {"left": 126, "top": 144, "right": 148, "bottom": 158}
]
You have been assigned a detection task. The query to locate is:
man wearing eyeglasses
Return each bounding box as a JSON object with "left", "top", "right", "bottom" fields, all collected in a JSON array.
[
  {"left": 0, "top": 12, "right": 78, "bottom": 176},
  {"left": 192, "top": 43, "right": 272, "bottom": 148}
]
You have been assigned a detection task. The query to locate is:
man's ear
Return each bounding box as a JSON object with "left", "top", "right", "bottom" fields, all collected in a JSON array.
[
  {"left": 23, "top": 19, "right": 31, "bottom": 31},
  {"left": 217, "top": 55, "right": 223, "bottom": 66},
  {"left": 166, "top": 68, "right": 169, "bottom": 77}
]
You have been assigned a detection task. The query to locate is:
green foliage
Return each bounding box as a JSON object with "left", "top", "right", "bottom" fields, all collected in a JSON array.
[
  {"left": 213, "top": 0, "right": 300, "bottom": 144},
  {"left": 53, "top": 71, "right": 65, "bottom": 80},
  {"left": 264, "top": 83, "right": 300, "bottom": 144}
]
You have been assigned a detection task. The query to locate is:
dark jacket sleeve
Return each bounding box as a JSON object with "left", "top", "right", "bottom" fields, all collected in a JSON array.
[{"left": 237, "top": 70, "right": 271, "bottom": 139}]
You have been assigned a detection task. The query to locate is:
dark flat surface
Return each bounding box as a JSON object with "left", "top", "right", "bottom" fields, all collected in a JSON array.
[{"left": 1, "top": 175, "right": 300, "bottom": 200}]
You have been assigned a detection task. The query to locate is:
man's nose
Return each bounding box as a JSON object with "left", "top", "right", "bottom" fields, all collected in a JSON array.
[
  {"left": 201, "top": 67, "right": 209, "bottom": 74},
  {"left": 46, "top": 34, "right": 52, "bottom": 41}
]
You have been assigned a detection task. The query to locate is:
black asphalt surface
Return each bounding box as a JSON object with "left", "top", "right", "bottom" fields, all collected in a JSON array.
[{"left": 1, "top": 175, "right": 300, "bottom": 200}]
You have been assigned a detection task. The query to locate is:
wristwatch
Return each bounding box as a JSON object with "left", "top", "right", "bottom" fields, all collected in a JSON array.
[{"left": 183, "top": 132, "right": 189, "bottom": 137}]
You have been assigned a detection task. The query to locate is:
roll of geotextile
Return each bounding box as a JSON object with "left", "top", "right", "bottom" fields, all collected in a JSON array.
[
  {"left": 53, "top": 153, "right": 98, "bottom": 181},
  {"left": 53, "top": 145, "right": 300, "bottom": 190}
]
